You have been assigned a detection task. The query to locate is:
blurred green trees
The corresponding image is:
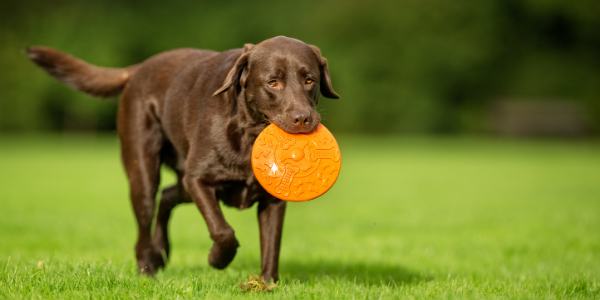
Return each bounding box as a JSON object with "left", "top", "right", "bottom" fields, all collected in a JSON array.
[{"left": 1, "top": 0, "right": 598, "bottom": 134}]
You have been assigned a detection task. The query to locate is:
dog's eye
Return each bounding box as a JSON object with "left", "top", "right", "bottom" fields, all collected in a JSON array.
[
  {"left": 305, "top": 79, "right": 314, "bottom": 84},
  {"left": 268, "top": 80, "right": 278, "bottom": 87}
]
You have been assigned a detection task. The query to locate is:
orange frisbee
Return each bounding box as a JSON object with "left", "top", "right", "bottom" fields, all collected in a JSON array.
[{"left": 252, "top": 124, "right": 341, "bottom": 202}]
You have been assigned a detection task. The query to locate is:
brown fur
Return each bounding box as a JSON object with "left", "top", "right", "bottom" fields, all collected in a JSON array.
[{"left": 27, "top": 36, "right": 339, "bottom": 282}]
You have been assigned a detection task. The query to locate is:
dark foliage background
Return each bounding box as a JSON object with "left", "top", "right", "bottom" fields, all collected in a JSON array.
[{"left": 1, "top": 0, "right": 599, "bottom": 134}]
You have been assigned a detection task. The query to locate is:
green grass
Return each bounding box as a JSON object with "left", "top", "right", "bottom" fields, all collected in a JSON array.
[{"left": 1, "top": 134, "right": 599, "bottom": 299}]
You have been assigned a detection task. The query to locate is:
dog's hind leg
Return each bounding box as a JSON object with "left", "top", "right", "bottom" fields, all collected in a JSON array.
[
  {"left": 118, "top": 91, "right": 165, "bottom": 276},
  {"left": 152, "top": 183, "right": 191, "bottom": 261}
]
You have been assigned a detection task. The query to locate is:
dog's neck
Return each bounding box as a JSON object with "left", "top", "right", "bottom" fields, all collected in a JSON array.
[
  {"left": 221, "top": 88, "right": 267, "bottom": 156},
  {"left": 230, "top": 87, "right": 266, "bottom": 128}
]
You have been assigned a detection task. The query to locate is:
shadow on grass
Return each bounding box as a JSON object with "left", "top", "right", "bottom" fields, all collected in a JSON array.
[
  {"left": 160, "top": 258, "right": 429, "bottom": 287},
  {"left": 282, "top": 260, "right": 430, "bottom": 286}
]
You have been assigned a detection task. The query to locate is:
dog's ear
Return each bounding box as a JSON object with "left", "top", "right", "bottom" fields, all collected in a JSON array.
[
  {"left": 213, "top": 43, "right": 255, "bottom": 96},
  {"left": 309, "top": 45, "right": 340, "bottom": 99}
]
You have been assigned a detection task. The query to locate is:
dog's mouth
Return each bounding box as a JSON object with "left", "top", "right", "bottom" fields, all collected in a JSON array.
[
  {"left": 268, "top": 114, "right": 321, "bottom": 135},
  {"left": 259, "top": 113, "right": 271, "bottom": 125}
]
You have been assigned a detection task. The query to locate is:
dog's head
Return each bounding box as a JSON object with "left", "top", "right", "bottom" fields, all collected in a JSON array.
[{"left": 214, "top": 36, "right": 339, "bottom": 134}]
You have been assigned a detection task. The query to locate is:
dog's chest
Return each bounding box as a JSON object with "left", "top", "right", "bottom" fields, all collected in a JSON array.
[
  {"left": 209, "top": 139, "right": 268, "bottom": 209},
  {"left": 216, "top": 178, "right": 267, "bottom": 209}
]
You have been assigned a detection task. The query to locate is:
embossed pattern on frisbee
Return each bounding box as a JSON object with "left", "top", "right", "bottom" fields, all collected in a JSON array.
[{"left": 252, "top": 124, "right": 341, "bottom": 202}]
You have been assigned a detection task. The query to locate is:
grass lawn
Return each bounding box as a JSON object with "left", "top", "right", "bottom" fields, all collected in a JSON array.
[{"left": 0, "top": 134, "right": 599, "bottom": 299}]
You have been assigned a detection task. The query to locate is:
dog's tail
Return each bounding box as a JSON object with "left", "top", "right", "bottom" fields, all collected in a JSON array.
[{"left": 26, "top": 46, "right": 139, "bottom": 98}]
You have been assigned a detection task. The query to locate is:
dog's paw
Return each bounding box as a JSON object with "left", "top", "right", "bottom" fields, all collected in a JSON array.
[
  {"left": 137, "top": 248, "right": 166, "bottom": 276},
  {"left": 208, "top": 237, "right": 239, "bottom": 269},
  {"left": 151, "top": 249, "right": 166, "bottom": 270},
  {"left": 138, "top": 263, "right": 156, "bottom": 276},
  {"left": 261, "top": 272, "right": 279, "bottom": 284}
]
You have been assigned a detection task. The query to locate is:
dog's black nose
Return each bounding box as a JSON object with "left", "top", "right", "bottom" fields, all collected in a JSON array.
[{"left": 289, "top": 110, "right": 312, "bottom": 129}]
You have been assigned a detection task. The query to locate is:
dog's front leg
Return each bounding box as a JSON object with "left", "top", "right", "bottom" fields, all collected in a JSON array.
[
  {"left": 258, "top": 197, "right": 287, "bottom": 282},
  {"left": 183, "top": 176, "right": 239, "bottom": 269}
]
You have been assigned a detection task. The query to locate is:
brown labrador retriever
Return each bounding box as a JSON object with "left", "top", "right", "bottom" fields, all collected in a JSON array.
[{"left": 27, "top": 36, "right": 339, "bottom": 282}]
